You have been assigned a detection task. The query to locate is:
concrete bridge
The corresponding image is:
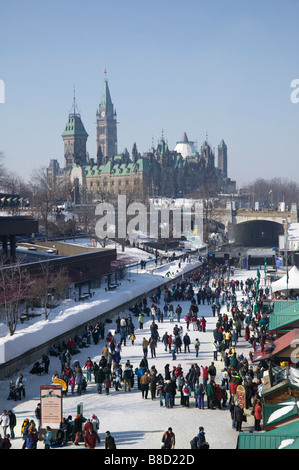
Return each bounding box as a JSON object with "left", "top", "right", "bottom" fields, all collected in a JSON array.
[{"left": 213, "top": 202, "right": 298, "bottom": 247}]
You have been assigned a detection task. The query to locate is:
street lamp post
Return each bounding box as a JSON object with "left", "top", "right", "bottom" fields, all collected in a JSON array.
[{"left": 284, "top": 220, "right": 289, "bottom": 299}]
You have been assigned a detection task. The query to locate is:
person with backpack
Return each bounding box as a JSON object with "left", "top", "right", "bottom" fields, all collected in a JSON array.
[
  {"left": 195, "top": 383, "right": 205, "bottom": 409},
  {"left": 190, "top": 436, "right": 199, "bottom": 449},
  {"left": 196, "top": 425, "right": 210, "bottom": 447},
  {"left": 149, "top": 337, "right": 157, "bottom": 358},
  {"left": 175, "top": 305, "right": 182, "bottom": 322},
  {"left": 208, "top": 362, "right": 217, "bottom": 382},
  {"left": 194, "top": 338, "right": 200, "bottom": 357},
  {"left": 123, "top": 364, "right": 133, "bottom": 391},
  {"left": 73, "top": 414, "right": 87, "bottom": 445},
  {"left": 162, "top": 332, "right": 169, "bottom": 352},
  {"left": 206, "top": 381, "right": 216, "bottom": 410},
  {"left": 182, "top": 381, "right": 191, "bottom": 408},
  {"left": 161, "top": 427, "right": 175, "bottom": 449},
  {"left": 104, "top": 375, "right": 111, "bottom": 395},
  {"left": 75, "top": 368, "right": 85, "bottom": 396},
  {"left": 183, "top": 333, "right": 191, "bottom": 353}
]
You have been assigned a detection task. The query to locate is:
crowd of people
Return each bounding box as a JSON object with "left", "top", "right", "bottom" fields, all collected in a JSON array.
[{"left": 1, "top": 259, "right": 269, "bottom": 449}]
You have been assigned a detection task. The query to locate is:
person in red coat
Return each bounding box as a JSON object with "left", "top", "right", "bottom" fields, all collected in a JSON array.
[
  {"left": 67, "top": 337, "right": 76, "bottom": 353},
  {"left": 185, "top": 313, "right": 191, "bottom": 331},
  {"left": 254, "top": 398, "right": 263, "bottom": 431},
  {"left": 229, "top": 381, "right": 238, "bottom": 403},
  {"left": 244, "top": 325, "right": 250, "bottom": 342},
  {"left": 84, "top": 423, "right": 101, "bottom": 449},
  {"left": 201, "top": 366, "right": 209, "bottom": 389},
  {"left": 214, "top": 384, "right": 223, "bottom": 409}
]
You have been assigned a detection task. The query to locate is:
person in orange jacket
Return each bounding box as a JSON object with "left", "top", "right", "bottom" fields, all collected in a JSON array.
[{"left": 162, "top": 427, "right": 175, "bottom": 449}]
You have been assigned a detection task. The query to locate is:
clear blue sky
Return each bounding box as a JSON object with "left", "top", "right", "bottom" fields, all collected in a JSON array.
[{"left": 1, "top": 0, "right": 299, "bottom": 187}]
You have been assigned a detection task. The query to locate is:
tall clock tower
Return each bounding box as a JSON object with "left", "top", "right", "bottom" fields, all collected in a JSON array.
[{"left": 96, "top": 71, "right": 118, "bottom": 162}]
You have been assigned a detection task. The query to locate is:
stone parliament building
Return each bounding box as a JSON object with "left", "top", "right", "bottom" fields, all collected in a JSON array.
[{"left": 47, "top": 76, "right": 236, "bottom": 203}]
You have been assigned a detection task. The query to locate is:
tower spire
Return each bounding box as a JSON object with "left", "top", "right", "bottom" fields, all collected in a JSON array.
[{"left": 70, "top": 86, "right": 80, "bottom": 117}]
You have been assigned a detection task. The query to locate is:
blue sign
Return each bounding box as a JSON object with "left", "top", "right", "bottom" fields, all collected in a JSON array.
[{"left": 276, "top": 257, "right": 283, "bottom": 269}]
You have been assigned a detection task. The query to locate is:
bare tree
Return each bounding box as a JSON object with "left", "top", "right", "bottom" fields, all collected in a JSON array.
[
  {"left": 0, "top": 258, "right": 31, "bottom": 336},
  {"left": 241, "top": 177, "right": 299, "bottom": 209},
  {"left": 0, "top": 152, "right": 8, "bottom": 189},
  {"left": 28, "top": 263, "right": 69, "bottom": 320},
  {"left": 30, "top": 166, "right": 67, "bottom": 240}
]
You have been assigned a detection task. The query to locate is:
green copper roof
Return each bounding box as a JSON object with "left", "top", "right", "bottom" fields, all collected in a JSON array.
[
  {"left": 273, "top": 300, "right": 299, "bottom": 314},
  {"left": 62, "top": 114, "right": 88, "bottom": 137},
  {"left": 218, "top": 139, "right": 226, "bottom": 148},
  {"left": 268, "top": 302, "right": 299, "bottom": 331},
  {"left": 157, "top": 139, "right": 169, "bottom": 155},
  {"left": 101, "top": 79, "right": 113, "bottom": 110},
  {"left": 82, "top": 157, "right": 151, "bottom": 177},
  {"left": 173, "top": 153, "right": 185, "bottom": 169},
  {"left": 237, "top": 421, "right": 299, "bottom": 449},
  {"left": 263, "top": 398, "right": 298, "bottom": 430}
]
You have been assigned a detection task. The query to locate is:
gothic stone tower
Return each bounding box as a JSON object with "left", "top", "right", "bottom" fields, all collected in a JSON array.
[
  {"left": 62, "top": 94, "right": 88, "bottom": 171},
  {"left": 217, "top": 139, "right": 228, "bottom": 178},
  {"left": 96, "top": 73, "right": 118, "bottom": 163}
]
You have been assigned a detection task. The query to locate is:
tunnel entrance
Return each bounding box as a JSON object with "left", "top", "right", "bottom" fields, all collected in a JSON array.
[{"left": 233, "top": 220, "right": 284, "bottom": 247}]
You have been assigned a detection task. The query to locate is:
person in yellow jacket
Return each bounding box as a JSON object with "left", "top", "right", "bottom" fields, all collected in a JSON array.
[
  {"left": 224, "top": 331, "right": 231, "bottom": 349},
  {"left": 140, "top": 372, "right": 150, "bottom": 399},
  {"left": 142, "top": 337, "right": 149, "bottom": 357}
]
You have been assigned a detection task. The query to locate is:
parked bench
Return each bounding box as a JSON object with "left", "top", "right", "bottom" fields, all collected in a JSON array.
[
  {"left": 79, "top": 293, "right": 90, "bottom": 301},
  {"left": 20, "top": 312, "right": 42, "bottom": 323},
  {"left": 108, "top": 284, "right": 118, "bottom": 291}
]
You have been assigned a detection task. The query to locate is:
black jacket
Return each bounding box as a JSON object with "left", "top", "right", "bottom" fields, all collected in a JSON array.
[
  {"left": 234, "top": 405, "right": 244, "bottom": 422},
  {"left": 94, "top": 368, "right": 105, "bottom": 384},
  {"left": 105, "top": 435, "right": 116, "bottom": 449}
]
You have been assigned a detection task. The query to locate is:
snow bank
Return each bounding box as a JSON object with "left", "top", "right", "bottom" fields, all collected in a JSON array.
[{"left": 0, "top": 259, "right": 200, "bottom": 364}]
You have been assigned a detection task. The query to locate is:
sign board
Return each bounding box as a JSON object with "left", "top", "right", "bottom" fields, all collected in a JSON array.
[
  {"left": 236, "top": 385, "right": 246, "bottom": 409},
  {"left": 276, "top": 257, "right": 283, "bottom": 269},
  {"left": 40, "top": 385, "right": 62, "bottom": 429}
]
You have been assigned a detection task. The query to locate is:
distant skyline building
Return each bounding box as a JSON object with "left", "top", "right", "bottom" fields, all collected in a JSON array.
[
  {"left": 174, "top": 132, "right": 197, "bottom": 158},
  {"left": 47, "top": 74, "right": 236, "bottom": 202},
  {"left": 62, "top": 91, "right": 89, "bottom": 171}
]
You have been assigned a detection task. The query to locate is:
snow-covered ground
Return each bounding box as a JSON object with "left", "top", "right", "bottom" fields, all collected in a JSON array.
[
  {"left": 0, "top": 245, "right": 258, "bottom": 450},
  {"left": 0, "top": 248, "right": 201, "bottom": 362}
]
